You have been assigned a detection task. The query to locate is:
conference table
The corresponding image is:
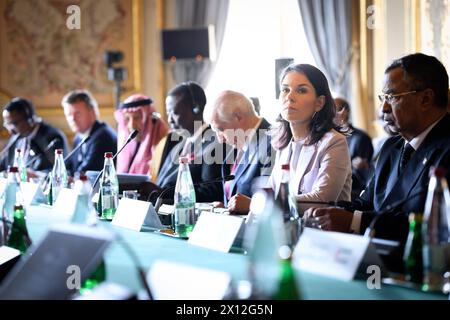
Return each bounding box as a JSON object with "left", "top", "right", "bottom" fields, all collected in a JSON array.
[{"left": 25, "top": 204, "right": 447, "bottom": 300}]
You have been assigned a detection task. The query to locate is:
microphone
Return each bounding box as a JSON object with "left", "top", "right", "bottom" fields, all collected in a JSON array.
[
  {"left": 25, "top": 138, "right": 60, "bottom": 167},
  {"left": 152, "top": 175, "right": 235, "bottom": 213},
  {"left": 91, "top": 129, "right": 139, "bottom": 193},
  {"left": 64, "top": 135, "right": 91, "bottom": 164},
  {"left": 363, "top": 189, "right": 427, "bottom": 238}
]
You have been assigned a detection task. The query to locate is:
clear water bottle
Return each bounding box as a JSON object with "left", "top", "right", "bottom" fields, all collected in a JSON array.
[
  {"left": 173, "top": 157, "right": 196, "bottom": 237},
  {"left": 72, "top": 172, "right": 105, "bottom": 295},
  {"left": 275, "top": 164, "right": 301, "bottom": 247},
  {"left": 2, "top": 166, "right": 20, "bottom": 244},
  {"left": 100, "top": 152, "right": 119, "bottom": 221},
  {"left": 245, "top": 189, "right": 301, "bottom": 299},
  {"left": 72, "top": 173, "right": 97, "bottom": 226},
  {"left": 49, "top": 149, "right": 68, "bottom": 204},
  {"left": 13, "top": 148, "right": 27, "bottom": 182},
  {"left": 422, "top": 167, "right": 450, "bottom": 292}
]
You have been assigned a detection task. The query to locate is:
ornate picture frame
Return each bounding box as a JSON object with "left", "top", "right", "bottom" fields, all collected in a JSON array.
[{"left": 0, "top": 0, "right": 142, "bottom": 109}]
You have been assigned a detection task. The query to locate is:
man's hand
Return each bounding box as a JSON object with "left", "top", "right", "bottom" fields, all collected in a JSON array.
[
  {"left": 212, "top": 201, "right": 225, "bottom": 208},
  {"left": 227, "top": 193, "right": 251, "bottom": 214},
  {"left": 303, "top": 207, "right": 354, "bottom": 233}
]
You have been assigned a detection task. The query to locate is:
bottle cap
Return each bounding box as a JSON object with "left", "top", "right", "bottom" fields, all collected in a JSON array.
[
  {"left": 9, "top": 166, "right": 19, "bottom": 173},
  {"left": 281, "top": 164, "right": 290, "bottom": 171},
  {"left": 55, "top": 149, "right": 63, "bottom": 155},
  {"left": 104, "top": 152, "right": 113, "bottom": 158},
  {"left": 429, "top": 166, "right": 448, "bottom": 178},
  {"left": 278, "top": 245, "right": 292, "bottom": 260},
  {"left": 15, "top": 148, "right": 21, "bottom": 153}
]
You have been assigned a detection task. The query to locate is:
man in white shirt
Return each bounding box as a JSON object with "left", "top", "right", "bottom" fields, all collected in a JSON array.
[
  {"left": 0, "top": 97, "right": 68, "bottom": 175},
  {"left": 155, "top": 82, "right": 224, "bottom": 203}
]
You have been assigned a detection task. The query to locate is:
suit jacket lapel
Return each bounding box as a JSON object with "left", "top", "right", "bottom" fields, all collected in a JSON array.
[
  {"left": 231, "top": 139, "right": 258, "bottom": 194},
  {"left": 380, "top": 143, "right": 434, "bottom": 209},
  {"left": 380, "top": 142, "right": 402, "bottom": 203},
  {"left": 379, "top": 114, "right": 450, "bottom": 209}
]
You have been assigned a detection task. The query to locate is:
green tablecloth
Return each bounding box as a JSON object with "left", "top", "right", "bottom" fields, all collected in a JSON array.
[{"left": 24, "top": 205, "right": 447, "bottom": 300}]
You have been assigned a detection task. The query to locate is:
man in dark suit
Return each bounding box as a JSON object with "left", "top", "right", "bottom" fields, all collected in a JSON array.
[
  {"left": 334, "top": 97, "right": 374, "bottom": 200},
  {"left": 61, "top": 90, "right": 117, "bottom": 175},
  {"left": 306, "top": 53, "right": 450, "bottom": 247},
  {"left": 0, "top": 97, "right": 68, "bottom": 175},
  {"left": 155, "top": 82, "right": 224, "bottom": 203},
  {"left": 209, "top": 90, "right": 275, "bottom": 213}
]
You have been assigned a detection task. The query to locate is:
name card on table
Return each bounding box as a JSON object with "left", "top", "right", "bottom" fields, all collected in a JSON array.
[
  {"left": 292, "top": 228, "right": 386, "bottom": 281},
  {"left": 147, "top": 260, "right": 231, "bottom": 300},
  {"left": 21, "top": 182, "right": 46, "bottom": 206},
  {"left": 53, "top": 188, "right": 79, "bottom": 217},
  {"left": 188, "top": 212, "right": 244, "bottom": 252},
  {"left": 111, "top": 198, "right": 164, "bottom": 232}
]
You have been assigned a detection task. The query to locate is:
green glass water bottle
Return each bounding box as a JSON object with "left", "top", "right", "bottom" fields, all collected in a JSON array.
[
  {"left": 7, "top": 204, "right": 32, "bottom": 254},
  {"left": 272, "top": 245, "right": 301, "bottom": 300},
  {"left": 403, "top": 213, "right": 424, "bottom": 284},
  {"left": 79, "top": 260, "right": 106, "bottom": 295}
]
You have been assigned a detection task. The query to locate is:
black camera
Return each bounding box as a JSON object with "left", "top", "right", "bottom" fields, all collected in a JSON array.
[
  {"left": 104, "top": 51, "right": 124, "bottom": 68},
  {"left": 104, "top": 50, "right": 127, "bottom": 109}
]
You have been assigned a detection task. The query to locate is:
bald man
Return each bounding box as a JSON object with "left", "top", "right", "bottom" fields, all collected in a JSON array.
[{"left": 209, "top": 90, "right": 275, "bottom": 214}]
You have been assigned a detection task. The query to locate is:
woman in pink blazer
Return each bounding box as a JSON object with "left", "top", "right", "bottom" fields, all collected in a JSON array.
[{"left": 269, "top": 64, "right": 352, "bottom": 214}]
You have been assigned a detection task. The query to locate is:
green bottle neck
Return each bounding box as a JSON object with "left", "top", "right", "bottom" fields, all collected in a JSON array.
[{"left": 13, "top": 206, "right": 26, "bottom": 220}]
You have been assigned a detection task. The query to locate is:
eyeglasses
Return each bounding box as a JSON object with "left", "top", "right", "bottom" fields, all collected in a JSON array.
[
  {"left": 377, "top": 90, "right": 419, "bottom": 104},
  {"left": 3, "top": 118, "right": 26, "bottom": 129}
]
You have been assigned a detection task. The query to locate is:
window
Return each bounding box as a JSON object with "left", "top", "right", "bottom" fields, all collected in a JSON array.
[{"left": 206, "top": 0, "right": 315, "bottom": 123}]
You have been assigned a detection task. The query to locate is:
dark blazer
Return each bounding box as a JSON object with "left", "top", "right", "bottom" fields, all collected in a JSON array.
[
  {"left": 347, "top": 125, "right": 374, "bottom": 199},
  {"left": 355, "top": 113, "right": 450, "bottom": 245},
  {"left": 66, "top": 120, "right": 117, "bottom": 175},
  {"left": 221, "top": 118, "right": 275, "bottom": 204},
  {"left": 156, "top": 125, "right": 225, "bottom": 203},
  {"left": 0, "top": 121, "right": 68, "bottom": 172}
]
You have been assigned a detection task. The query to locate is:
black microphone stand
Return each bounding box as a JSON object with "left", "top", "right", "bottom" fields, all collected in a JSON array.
[
  {"left": 64, "top": 135, "right": 91, "bottom": 164},
  {"left": 91, "top": 130, "right": 139, "bottom": 195},
  {"left": 25, "top": 138, "right": 60, "bottom": 168}
]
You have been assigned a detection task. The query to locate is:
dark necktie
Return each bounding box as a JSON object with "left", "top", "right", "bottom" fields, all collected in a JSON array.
[{"left": 399, "top": 143, "right": 414, "bottom": 173}]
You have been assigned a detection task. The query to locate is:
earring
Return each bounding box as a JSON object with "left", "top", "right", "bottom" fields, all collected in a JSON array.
[{"left": 311, "top": 111, "right": 317, "bottom": 121}]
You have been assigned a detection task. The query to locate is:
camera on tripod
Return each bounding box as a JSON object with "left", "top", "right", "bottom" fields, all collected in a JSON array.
[
  {"left": 105, "top": 51, "right": 127, "bottom": 82},
  {"left": 104, "top": 50, "right": 127, "bottom": 109}
]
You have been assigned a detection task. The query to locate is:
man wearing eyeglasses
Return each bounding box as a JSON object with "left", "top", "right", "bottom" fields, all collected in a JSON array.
[
  {"left": 0, "top": 98, "right": 68, "bottom": 176},
  {"left": 304, "top": 53, "right": 450, "bottom": 252}
]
